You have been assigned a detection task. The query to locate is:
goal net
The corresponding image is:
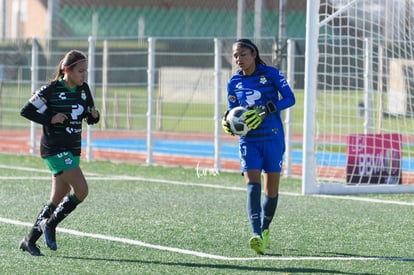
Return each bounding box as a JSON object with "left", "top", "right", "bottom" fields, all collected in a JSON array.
[{"left": 303, "top": 0, "right": 414, "bottom": 194}]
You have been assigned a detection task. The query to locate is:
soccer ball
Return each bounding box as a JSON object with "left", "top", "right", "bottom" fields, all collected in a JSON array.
[{"left": 226, "top": 106, "right": 251, "bottom": 136}]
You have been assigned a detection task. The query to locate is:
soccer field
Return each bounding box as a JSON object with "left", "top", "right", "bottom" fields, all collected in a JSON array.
[{"left": 0, "top": 154, "right": 413, "bottom": 274}]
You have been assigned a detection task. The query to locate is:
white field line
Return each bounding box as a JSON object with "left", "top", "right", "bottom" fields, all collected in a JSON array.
[
  {"left": 314, "top": 194, "right": 414, "bottom": 206},
  {"left": 0, "top": 164, "right": 101, "bottom": 177},
  {"left": 1, "top": 162, "right": 413, "bottom": 206},
  {"left": 1, "top": 217, "right": 412, "bottom": 262}
]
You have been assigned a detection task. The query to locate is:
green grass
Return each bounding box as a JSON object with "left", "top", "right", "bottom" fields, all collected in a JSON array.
[{"left": 0, "top": 153, "right": 413, "bottom": 274}]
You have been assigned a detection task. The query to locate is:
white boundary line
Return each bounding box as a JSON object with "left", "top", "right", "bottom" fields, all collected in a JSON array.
[
  {"left": 1, "top": 163, "right": 413, "bottom": 206},
  {"left": 0, "top": 164, "right": 101, "bottom": 176},
  {"left": 1, "top": 217, "right": 412, "bottom": 262}
]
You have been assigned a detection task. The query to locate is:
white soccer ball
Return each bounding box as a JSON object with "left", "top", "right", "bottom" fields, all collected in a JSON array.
[{"left": 226, "top": 106, "right": 251, "bottom": 136}]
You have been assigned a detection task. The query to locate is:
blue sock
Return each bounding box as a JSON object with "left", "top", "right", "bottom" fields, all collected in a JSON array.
[
  {"left": 262, "top": 195, "right": 279, "bottom": 231},
  {"left": 246, "top": 183, "right": 262, "bottom": 236}
]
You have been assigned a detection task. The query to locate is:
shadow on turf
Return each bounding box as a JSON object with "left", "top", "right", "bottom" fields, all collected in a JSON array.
[
  {"left": 316, "top": 250, "right": 414, "bottom": 262},
  {"left": 59, "top": 256, "right": 373, "bottom": 274},
  {"left": 275, "top": 249, "right": 414, "bottom": 262}
]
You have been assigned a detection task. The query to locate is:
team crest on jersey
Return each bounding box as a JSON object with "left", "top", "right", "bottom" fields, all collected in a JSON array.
[
  {"left": 259, "top": 75, "right": 267, "bottom": 85},
  {"left": 64, "top": 155, "right": 73, "bottom": 165},
  {"left": 228, "top": 95, "right": 237, "bottom": 103},
  {"left": 81, "top": 90, "right": 87, "bottom": 100}
]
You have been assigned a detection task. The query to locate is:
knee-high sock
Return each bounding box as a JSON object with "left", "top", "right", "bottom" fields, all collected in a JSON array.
[
  {"left": 47, "top": 194, "right": 80, "bottom": 228},
  {"left": 246, "top": 183, "right": 262, "bottom": 236},
  {"left": 262, "top": 195, "right": 279, "bottom": 231},
  {"left": 27, "top": 203, "right": 56, "bottom": 243}
]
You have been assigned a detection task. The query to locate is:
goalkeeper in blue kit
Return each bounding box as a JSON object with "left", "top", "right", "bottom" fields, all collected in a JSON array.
[
  {"left": 222, "top": 39, "right": 295, "bottom": 254},
  {"left": 19, "top": 50, "right": 100, "bottom": 256}
]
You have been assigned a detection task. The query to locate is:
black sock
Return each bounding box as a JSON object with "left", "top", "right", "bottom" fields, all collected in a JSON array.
[
  {"left": 27, "top": 203, "right": 56, "bottom": 243},
  {"left": 47, "top": 194, "right": 80, "bottom": 228}
]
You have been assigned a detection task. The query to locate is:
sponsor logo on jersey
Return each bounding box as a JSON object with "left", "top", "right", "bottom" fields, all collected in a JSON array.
[
  {"left": 66, "top": 127, "right": 82, "bottom": 134},
  {"left": 244, "top": 89, "right": 262, "bottom": 106},
  {"left": 59, "top": 92, "right": 67, "bottom": 100},
  {"left": 71, "top": 104, "right": 84, "bottom": 120},
  {"left": 279, "top": 72, "right": 289, "bottom": 87}
]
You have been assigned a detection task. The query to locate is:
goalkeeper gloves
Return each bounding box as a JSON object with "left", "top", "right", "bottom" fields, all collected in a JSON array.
[
  {"left": 264, "top": 101, "right": 277, "bottom": 114},
  {"left": 243, "top": 102, "right": 277, "bottom": 129},
  {"left": 221, "top": 110, "right": 234, "bottom": 136},
  {"left": 243, "top": 109, "right": 263, "bottom": 129}
]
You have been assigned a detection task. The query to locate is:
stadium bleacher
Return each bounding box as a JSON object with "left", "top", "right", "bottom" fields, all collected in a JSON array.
[{"left": 60, "top": 6, "right": 306, "bottom": 38}]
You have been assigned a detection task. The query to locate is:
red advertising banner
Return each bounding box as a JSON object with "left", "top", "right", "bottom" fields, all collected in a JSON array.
[{"left": 346, "top": 133, "right": 402, "bottom": 184}]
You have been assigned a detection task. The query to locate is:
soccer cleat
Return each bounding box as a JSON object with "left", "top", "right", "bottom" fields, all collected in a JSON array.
[
  {"left": 40, "top": 219, "right": 57, "bottom": 251},
  {"left": 19, "top": 238, "right": 43, "bottom": 256},
  {"left": 262, "top": 229, "right": 270, "bottom": 248},
  {"left": 249, "top": 235, "right": 265, "bottom": 255}
]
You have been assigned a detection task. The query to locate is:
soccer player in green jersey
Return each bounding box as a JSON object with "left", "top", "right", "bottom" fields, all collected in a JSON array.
[{"left": 19, "top": 50, "right": 100, "bottom": 256}]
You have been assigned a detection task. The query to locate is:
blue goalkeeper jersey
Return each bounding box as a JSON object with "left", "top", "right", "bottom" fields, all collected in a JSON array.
[{"left": 226, "top": 63, "right": 295, "bottom": 141}]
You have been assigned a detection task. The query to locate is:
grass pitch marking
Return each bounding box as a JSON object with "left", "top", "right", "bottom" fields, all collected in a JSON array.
[
  {"left": 1, "top": 162, "right": 413, "bottom": 206},
  {"left": 1, "top": 217, "right": 412, "bottom": 262}
]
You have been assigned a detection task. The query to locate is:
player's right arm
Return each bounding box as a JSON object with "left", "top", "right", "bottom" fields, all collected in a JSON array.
[
  {"left": 221, "top": 110, "right": 234, "bottom": 136},
  {"left": 20, "top": 88, "right": 53, "bottom": 125},
  {"left": 222, "top": 79, "right": 239, "bottom": 135}
]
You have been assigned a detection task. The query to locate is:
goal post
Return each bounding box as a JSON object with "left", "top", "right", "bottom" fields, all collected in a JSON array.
[{"left": 303, "top": 0, "right": 414, "bottom": 194}]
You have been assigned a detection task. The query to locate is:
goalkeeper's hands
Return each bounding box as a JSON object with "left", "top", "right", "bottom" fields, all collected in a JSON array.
[
  {"left": 254, "top": 101, "right": 277, "bottom": 116},
  {"left": 244, "top": 102, "right": 277, "bottom": 129},
  {"left": 243, "top": 109, "right": 263, "bottom": 129},
  {"left": 221, "top": 110, "right": 234, "bottom": 136}
]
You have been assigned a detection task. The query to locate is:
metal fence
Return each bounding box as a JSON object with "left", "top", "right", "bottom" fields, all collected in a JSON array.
[{"left": 0, "top": 36, "right": 304, "bottom": 171}]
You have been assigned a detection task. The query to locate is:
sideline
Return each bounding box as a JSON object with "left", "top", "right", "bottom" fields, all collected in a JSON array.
[{"left": 1, "top": 217, "right": 412, "bottom": 262}]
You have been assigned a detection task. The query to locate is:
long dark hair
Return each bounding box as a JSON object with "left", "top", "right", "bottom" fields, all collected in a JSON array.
[
  {"left": 233, "top": 39, "right": 266, "bottom": 66},
  {"left": 52, "top": 50, "right": 87, "bottom": 81}
]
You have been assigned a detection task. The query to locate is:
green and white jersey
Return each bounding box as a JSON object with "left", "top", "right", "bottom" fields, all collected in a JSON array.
[{"left": 20, "top": 79, "right": 99, "bottom": 158}]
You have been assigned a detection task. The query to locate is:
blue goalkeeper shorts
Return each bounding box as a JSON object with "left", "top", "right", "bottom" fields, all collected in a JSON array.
[{"left": 239, "top": 139, "right": 285, "bottom": 173}]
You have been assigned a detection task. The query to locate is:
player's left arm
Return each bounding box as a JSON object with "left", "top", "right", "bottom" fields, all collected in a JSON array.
[
  {"left": 83, "top": 84, "right": 100, "bottom": 125},
  {"left": 273, "top": 70, "right": 295, "bottom": 111},
  {"left": 86, "top": 106, "right": 99, "bottom": 125},
  {"left": 244, "top": 70, "right": 295, "bottom": 129}
]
